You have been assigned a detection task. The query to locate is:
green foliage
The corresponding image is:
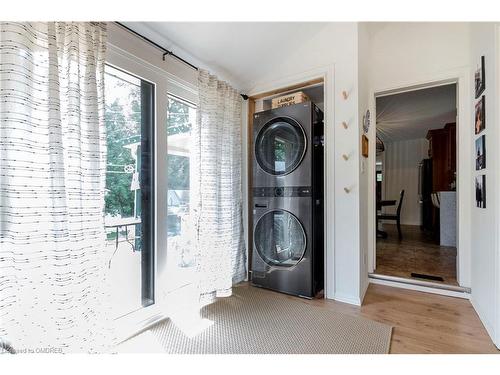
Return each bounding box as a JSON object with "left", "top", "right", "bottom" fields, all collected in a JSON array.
[
  {"left": 104, "top": 90, "right": 194, "bottom": 217},
  {"left": 104, "top": 96, "right": 140, "bottom": 218}
]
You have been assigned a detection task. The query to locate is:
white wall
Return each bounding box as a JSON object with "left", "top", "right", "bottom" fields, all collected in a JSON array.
[
  {"left": 382, "top": 138, "right": 429, "bottom": 226},
  {"left": 361, "top": 22, "right": 473, "bottom": 286},
  {"left": 368, "top": 23, "right": 471, "bottom": 90},
  {"left": 468, "top": 23, "right": 500, "bottom": 348},
  {"left": 358, "top": 23, "right": 371, "bottom": 302},
  {"left": 246, "top": 23, "right": 363, "bottom": 305}
]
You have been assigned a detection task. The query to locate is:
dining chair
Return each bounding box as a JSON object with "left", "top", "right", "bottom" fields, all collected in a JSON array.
[{"left": 377, "top": 190, "right": 405, "bottom": 240}]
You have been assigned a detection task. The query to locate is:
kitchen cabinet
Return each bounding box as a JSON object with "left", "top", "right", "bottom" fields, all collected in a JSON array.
[{"left": 426, "top": 122, "right": 456, "bottom": 193}]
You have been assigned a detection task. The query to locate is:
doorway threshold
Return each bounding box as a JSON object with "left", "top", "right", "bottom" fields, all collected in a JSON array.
[{"left": 368, "top": 273, "right": 471, "bottom": 299}]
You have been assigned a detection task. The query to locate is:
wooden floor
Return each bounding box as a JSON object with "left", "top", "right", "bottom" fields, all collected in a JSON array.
[
  {"left": 375, "top": 224, "right": 457, "bottom": 285},
  {"left": 277, "top": 283, "right": 498, "bottom": 353}
]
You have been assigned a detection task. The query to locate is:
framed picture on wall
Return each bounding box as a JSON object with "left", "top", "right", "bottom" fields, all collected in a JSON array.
[
  {"left": 361, "top": 134, "right": 369, "bottom": 158},
  {"left": 475, "top": 55, "right": 485, "bottom": 98},
  {"left": 475, "top": 95, "right": 485, "bottom": 135},
  {"left": 475, "top": 174, "right": 486, "bottom": 208},
  {"left": 475, "top": 135, "right": 486, "bottom": 170}
]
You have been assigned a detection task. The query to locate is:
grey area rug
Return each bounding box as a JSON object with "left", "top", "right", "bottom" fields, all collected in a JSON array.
[{"left": 149, "top": 285, "right": 392, "bottom": 354}]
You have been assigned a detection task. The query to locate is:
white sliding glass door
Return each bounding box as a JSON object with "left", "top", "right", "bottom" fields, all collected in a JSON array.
[
  {"left": 104, "top": 40, "right": 198, "bottom": 340},
  {"left": 104, "top": 65, "right": 155, "bottom": 320}
]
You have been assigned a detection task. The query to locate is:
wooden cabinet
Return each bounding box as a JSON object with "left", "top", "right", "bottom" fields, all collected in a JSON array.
[{"left": 426, "top": 123, "right": 456, "bottom": 193}]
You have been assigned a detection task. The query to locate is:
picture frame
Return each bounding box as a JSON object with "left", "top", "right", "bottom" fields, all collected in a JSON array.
[
  {"left": 475, "top": 174, "right": 486, "bottom": 208},
  {"left": 361, "top": 134, "right": 369, "bottom": 158},
  {"left": 475, "top": 135, "right": 486, "bottom": 170},
  {"left": 475, "top": 55, "right": 485, "bottom": 99},
  {"left": 475, "top": 95, "right": 485, "bottom": 135}
]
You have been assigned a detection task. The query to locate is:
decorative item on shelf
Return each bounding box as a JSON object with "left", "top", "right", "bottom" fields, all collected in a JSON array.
[
  {"left": 342, "top": 121, "right": 348, "bottom": 129},
  {"left": 342, "top": 154, "right": 349, "bottom": 161},
  {"left": 342, "top": 90, "right": 348, "bottom": 100},
  {"left": 475, "top": 55, "right": 485, "bottom": 99},
  {"left": 475, "top": 95, "right": 485, "bottom": 135},
  {"left": 362, "top": 109, "right": 370, "bottom": 133},
  {"left": 271, "top": 91, "right": 310, "bottom": 109},
  {"left": 361, "top": 135, "right": 369, "bottom": 158},
  {"left": 475, "top": 135, "right": 486, "bottom": 170},
  {"left": 475, "top": 174, "right": 486, "bottom": 208}
]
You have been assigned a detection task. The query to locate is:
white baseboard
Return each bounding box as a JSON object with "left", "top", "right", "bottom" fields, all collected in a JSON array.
[
  {"left": 333, "top": 293, "right": 362, "bottom": 306},
  {"left": 360, "top": 277, "right": 369, "bottom": 304},
  {"left": 369, "top": 277, "right": 470, "bottom": 299}
]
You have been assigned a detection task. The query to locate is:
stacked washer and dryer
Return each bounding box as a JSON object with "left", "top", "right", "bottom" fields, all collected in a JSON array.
[{"left": 251, "top": 101, "right": 324, "bottom": 298}]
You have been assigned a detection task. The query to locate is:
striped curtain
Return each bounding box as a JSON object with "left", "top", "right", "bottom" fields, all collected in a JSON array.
[
  {"left": 0, "top": 22, "right": 114, "bottom": 353},
  {"left": 192, "top": 70, "right": 246, "bottom": 306}
]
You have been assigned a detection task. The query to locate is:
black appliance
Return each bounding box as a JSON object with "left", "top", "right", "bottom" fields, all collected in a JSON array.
[{"left": 251, "top": 102, "right": 324, "bottom": 298}]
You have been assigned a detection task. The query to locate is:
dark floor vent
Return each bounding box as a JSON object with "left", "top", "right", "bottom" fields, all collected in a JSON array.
[{"left": 410, "top": 273, "right": 445, "bottom": 282}]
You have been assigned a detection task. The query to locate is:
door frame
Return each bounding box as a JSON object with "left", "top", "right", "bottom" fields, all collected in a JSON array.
[{"left": 368, "top": 68, "right": 472, "bottom": 289}]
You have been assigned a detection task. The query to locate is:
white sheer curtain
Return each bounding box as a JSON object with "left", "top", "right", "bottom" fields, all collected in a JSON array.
[
  {"left": 192, "top": 70, "right": 246, "bottom": 306},
  {"left": 0, "top": 22, "right": 114, "bottom": 353}
]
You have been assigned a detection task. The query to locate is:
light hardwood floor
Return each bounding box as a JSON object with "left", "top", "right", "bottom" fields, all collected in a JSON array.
[
  {"left": 270, "top": 283, "right": 498, "bottom": 353},
  {"left": 375, "top": 224, "right": 457, "bottom": 285}
]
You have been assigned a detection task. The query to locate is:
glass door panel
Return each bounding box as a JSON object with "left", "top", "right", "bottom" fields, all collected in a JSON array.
[
  {"left": 165, "top": 95, "right": 196, "bottom": 292},
  {"left": 104, "top": 65, "right": 155, "bottom": 319}
]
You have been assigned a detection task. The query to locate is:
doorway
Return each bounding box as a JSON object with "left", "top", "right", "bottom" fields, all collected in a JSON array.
[{"left": 373, "top": 83, "right": 459, "bottom": 286}]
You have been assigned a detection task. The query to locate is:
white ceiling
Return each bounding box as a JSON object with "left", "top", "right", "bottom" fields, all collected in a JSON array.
[
  {"left": 123, "top": 22, "right": 330, "bottom": 91},
  {"left": 376, "top": 84, "right": 457, "bottom": 143}
]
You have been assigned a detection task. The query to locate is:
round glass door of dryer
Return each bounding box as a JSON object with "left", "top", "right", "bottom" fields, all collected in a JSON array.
[
  {"left": 254, "top": 210, "right": 306, "bottom": 267},
  {"left": 255, "top": 117, "right": 306, "bottom": 176}
]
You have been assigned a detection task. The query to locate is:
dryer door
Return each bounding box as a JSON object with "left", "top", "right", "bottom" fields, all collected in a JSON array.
[
  {"left": 254, "top": 209, "right": 306, "bottom": 267},
  {"left": 255, "top": 117, "right": 306, "bottom": 176}
]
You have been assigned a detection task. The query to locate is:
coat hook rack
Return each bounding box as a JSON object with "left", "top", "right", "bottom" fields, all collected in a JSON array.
[
  {"left": 342, "top": 121, "right": 348, "bottom": 129},
  {"left": 344, "top": 187, "right": 351, "bottom": 193},
  {"left": 342, "top": 91, "right": 348, "bottom": 100},
  {"left": 342, "top": 154, "right": 349, "bottom": 161}
]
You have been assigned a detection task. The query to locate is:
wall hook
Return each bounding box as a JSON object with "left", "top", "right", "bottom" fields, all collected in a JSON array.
[
  {"left": 342, "top": 90, "right": 349, "bottom": 100},
  {"left": 342, "top": 121, "right": 348, "bottom": 129},
  {"left": 342, "top": 154, "right": 349, "bottom": 161},
  {"left": 344, "top": 187, "right": 351, "bottom": 193}
]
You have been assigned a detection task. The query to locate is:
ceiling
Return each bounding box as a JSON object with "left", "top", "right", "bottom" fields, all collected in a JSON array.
[
  {"left": 376, "top": 84, "right": 457, "bottom": 143},
  {"left": 123, "top": 22, "right": 330, "bottom": 90}
]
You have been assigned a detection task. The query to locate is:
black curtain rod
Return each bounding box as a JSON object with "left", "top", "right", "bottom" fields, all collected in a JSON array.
[
  {"left": 115, "top": 22, "right": 248, "bottom": 100},
  {"left": 115, "top": 22, "right": 199, "bottom": 71}
]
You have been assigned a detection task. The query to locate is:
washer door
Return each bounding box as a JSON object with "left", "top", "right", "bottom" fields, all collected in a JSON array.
[
  {"left": 254, "top": 210, "right": 306, "bottom": 267},
  {"left": 255, "top": 117, "right": 306, "bottom": 176}
]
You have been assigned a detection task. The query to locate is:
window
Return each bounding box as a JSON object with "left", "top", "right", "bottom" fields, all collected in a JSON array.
[
  {"left": 104, "top": 65, "right": 155, "bottom": 319},
  {"left": 166, "top": 95, "right": 196, "bottom": 291}
]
